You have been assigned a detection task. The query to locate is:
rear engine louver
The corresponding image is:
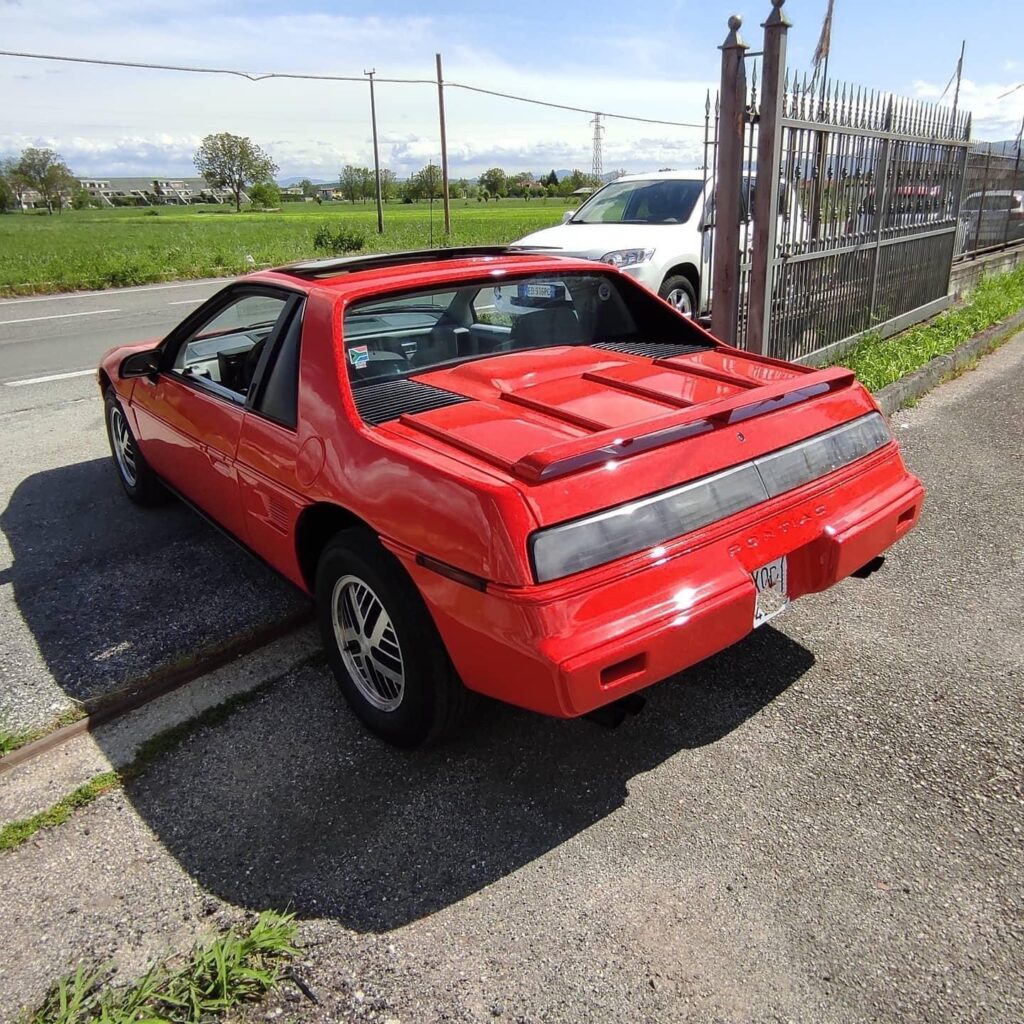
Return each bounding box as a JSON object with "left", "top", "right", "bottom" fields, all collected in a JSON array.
[
  {"left": 592, "top": 341, "right": 710, "bottom": 358},
  {"left": 353, "top": 378, "right": 471, "bottom": 425}
]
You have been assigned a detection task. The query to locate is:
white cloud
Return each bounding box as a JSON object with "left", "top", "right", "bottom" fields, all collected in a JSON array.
[
  {"left": 0, "top": 1, "right": 714, "bottom": 178},
  {"left": 912, "top": 78, "right": 1024, "bottom": 140}
]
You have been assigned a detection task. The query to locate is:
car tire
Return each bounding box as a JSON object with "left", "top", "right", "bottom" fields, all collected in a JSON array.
[
  {"left": 104, "top": 388, "right": 169, "bottom": 506},
  {"left": 316, "top": 529, "right": 475, "bottom": 746},
  {"left": 659, "top": 275, "right": 698, "bottom": 318}
]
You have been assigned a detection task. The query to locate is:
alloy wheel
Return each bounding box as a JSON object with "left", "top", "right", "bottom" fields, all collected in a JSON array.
[
  {"left": 110, "top": 405, "right": 138, "bottom": 487},
  {"left": 331, "top": 574, "right": 405, "bottom": 712},
  {"left": 665, "top": 287, "right": 694, "bottom": 317}
]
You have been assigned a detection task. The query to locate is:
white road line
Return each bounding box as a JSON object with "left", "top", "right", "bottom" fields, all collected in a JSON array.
[
  {"left": 4, "top": 368, "right": 96, "bottom": 388},
  {"left": 0, "top": 308, "right": 119, "bottom": 326},
  {"left": 168, "top": 299, "right": 202, "bottom": 305},
  {"left": 0, "top": 278, "right": 228, "bottom": 307}
]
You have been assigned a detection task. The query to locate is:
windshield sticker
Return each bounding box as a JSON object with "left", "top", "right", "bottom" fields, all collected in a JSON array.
[
  {"left": 349, "top": 345, "right": 370, "bottom": 369},
  {"left": 598, "top": 281, "right": 612, "bottom": 301}
]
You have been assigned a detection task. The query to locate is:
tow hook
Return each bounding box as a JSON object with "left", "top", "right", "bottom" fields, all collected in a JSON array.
[
  {"left": 583, "top": 692, "right": 647, "bottom": 729},
  {"left": 851, "top": 555, "right": 885, "bottom": 579}
]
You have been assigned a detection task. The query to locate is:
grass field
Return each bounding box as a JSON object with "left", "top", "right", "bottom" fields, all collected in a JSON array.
[{"left": 0, "top": 199, "right": 568, "bottom": 296}]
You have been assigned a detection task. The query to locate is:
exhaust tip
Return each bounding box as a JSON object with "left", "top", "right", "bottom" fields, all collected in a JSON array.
[
  {"left": 583, "top": 692, "right": 647, "bottom": 729},
  {"left": 851, "top": 555, "right": 885, "bottom": 579}
]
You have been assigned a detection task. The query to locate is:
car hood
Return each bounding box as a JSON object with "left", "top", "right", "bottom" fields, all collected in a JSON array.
[
  {"left": 383, "top": 345, "right": 873, "bottom": 529},
  {"left": 515, "top": 222, "right": 689, "bottom": 261}
]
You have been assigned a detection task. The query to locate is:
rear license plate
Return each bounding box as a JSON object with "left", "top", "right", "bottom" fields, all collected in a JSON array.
[{"left": 752, "top": 556, "right": 789, "bottom": 627}]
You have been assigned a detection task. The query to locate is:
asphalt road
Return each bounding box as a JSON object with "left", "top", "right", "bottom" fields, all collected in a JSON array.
[
  {"left": 0, "top": 363, "right": 306, "bottom": 733},
  {"left": 0, "top": 278, "right": 229, "bottom": 385},
  {"left": 0, "top": 335, "right": 1020, "bottom": 1022}
]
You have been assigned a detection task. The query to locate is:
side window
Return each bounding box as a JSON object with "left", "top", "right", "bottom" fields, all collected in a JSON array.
[
  {"left": 252, "top": 304, "right": 303, "bottom": 429},
  {"left": 172, "top": 292, "right": 289, "bottom": 396}
]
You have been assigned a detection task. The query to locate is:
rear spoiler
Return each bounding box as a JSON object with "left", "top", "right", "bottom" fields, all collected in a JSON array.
[{"left": 512, "top": 365, "right": 856, "bottom": 483}]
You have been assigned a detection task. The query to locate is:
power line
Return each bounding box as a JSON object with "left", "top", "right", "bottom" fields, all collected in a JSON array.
[
  {"left": 444, "top": 82, "right": 704, "bottom": 129},
  {"left": 0, "top": 49, "right": 705, "bottom": 130}
]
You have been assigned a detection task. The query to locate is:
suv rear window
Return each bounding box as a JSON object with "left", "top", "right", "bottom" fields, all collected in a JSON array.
[{"left": 341, "top": 272, "right": 708, "bottom": 384}]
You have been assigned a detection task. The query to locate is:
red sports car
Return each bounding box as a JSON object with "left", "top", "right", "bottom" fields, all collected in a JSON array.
[{"left": 99, "top": 247, "right": 923, "bottom": 745}]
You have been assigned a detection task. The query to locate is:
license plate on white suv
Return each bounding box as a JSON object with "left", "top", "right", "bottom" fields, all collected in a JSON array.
[{"left": 752, "top": 556, "right": 789, "bottom": 627}]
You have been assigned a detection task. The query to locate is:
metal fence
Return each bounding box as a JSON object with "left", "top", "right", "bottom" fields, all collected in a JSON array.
[
  {"left": 764, "top": 77, "right": 971, "bottom": 362},
  {"left": 711, "top": 0, "right": 980, "bottom": 365},
  {"left": 956, "top": 142, "right": 1024, "bottom": 260}
]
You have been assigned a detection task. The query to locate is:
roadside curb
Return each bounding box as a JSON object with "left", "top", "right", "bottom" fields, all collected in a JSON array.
[
  {"left": 874, "top": 309, "right": 1024, "bottom": 415},
  {"left": 0, "top": 609, "right": 312, "bottom": 776}
]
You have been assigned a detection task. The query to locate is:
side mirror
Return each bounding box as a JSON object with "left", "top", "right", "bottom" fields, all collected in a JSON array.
[
  {"left": 120, "top": 349, "right": 160, "bottom": 379},
  {"left": 561, "top": 210, "right": 574, "bottom": 224}
]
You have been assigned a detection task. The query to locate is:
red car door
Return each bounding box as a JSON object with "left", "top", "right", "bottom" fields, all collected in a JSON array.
[
  {"left": 132, "top": 374, "right": 248, "bottom": 537},
  {"left": 131, "top": 287, "right": 294, "bottom": 542}
]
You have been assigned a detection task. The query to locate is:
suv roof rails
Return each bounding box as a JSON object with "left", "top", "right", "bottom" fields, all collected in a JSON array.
[{"left": 273, "top": 245, "right": 544, "bottom": 279}]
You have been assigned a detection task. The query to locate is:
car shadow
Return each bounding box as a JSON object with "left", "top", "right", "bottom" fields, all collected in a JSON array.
[
  {"left": 4, "top": 455, "right": 816, "bottom": 934},
  {"left": 0, "top": 457, "right": 306, "bottom": 709},
  {"left": 118, "top": 623, "right": 815, "bottom": 933}
]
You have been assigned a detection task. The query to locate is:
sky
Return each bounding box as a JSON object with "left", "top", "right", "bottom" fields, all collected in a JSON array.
[{"left": 1, "top": 0, "right": 1022, "bottom": 181}]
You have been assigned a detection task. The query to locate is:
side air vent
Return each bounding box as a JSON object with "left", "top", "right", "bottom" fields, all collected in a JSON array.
[
  {"left": 592, "top": 341, "right": 711, "bottom": 358},
  {"left": 353, "top": 378, "right": 471, "bottom": 426}
]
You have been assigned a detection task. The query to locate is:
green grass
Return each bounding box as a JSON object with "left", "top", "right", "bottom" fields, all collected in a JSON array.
[
  {"left": 0, "top": 708, "right": 86, "bottom": 758},
  {"left": 19, "top": 910, "right": 298, "bottom": 1024},
  {"left": 834, "top": 264, "right": 1024, "bottom": 392},
  {"left": 0, "top": 199, "right": 568, "bottom": 295},
  {"left": 0, "top": 773, "right": 120, "bottom": 852}
]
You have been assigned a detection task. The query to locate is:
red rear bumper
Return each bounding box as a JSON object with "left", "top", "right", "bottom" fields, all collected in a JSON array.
[{"left": 402, "top": 444, "right": 923, "bottom": 718}]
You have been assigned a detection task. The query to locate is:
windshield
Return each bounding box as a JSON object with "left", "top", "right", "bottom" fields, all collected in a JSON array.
[
  {"left": 571, "top": 179, "right": 704, "bottom": 225},
  {"left": 342, "top": 271, "right": 709, "bottom": 386}
]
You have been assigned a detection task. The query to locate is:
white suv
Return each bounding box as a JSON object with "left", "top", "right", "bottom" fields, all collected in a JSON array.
[{"left": 514, "top": 171, "right": 709, "bottom": 316}]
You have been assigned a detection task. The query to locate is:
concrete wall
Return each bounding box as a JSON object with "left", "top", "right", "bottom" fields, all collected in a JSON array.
[{"left": 949, "top": 245, "right": 1024, "bottom": 301}]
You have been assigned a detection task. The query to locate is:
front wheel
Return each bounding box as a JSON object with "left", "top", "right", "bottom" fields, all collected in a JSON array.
[
  {"left": 659, "top": 274, "right": 697, "bottom": 318},
  {"left": 315, "top": 530, "right": 475, "bottom": 746},
  {"left": 104, "top": 389, "right": 168, "bottom": 505}
]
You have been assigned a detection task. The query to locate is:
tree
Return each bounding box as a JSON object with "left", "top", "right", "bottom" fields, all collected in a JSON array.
[
  {"left": 13, "top": 147, "right": 76, "bottom": 214},
  {"left": 478, "top": 167, "right": 507, "bottom": 198},
  {"left": 409, "top": 163, "right": 442, "bottom": 202},
  {"left": 545, "top": 169, "right": 559, "bottom": 187},
  {"left": 379, "top": 168, "right": 397, "bottom": 203},
  {"left": 248, "top": 182, "right": 280, "bottom": 208},
  {"left": 71, "top": 185, "right": 94, "bottom": 210},
  {"left": 299, "top": 178, "right": 317, "bottom": 198},
  {"left": 339, "top": 164, "right": 368, "bottom": 203},
  {"left": 194, "top": 133, "right": 278, "bottom": 212},
  {"left": 0, "top": 158, "right": 17, "bottom": 213}
]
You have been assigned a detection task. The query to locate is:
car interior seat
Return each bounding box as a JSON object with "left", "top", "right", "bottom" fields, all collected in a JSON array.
[{"left": 509, "top": 304, "right": 583, "bottom": 349}]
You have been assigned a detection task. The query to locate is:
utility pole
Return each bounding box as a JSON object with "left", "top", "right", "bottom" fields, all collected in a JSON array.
[
  {"left": 435, "top": 52, "right": 452, "bottom": 236},
  {"left": 951, "top": 40, "right": 965, "bottom": 124},
  {"left": 364, "top": 68, "right": 384, "bottom": 234}
]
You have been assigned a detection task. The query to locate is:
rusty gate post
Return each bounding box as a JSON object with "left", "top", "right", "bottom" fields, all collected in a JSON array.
[
  {"left": 710, "top": 15, "right": 749, "bottom": 345},
  {"left": 745, "top": 0, "right": 790, "bottom": 356}
]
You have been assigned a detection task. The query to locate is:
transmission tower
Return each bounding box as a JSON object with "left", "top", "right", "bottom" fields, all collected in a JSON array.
[{"left": 590, "top": 114, "right": 604, "bottom": 179}]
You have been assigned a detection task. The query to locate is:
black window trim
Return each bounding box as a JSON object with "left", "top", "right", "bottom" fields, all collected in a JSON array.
[{"left": 245, "top": 296, "right": 306, "bottom": 431}]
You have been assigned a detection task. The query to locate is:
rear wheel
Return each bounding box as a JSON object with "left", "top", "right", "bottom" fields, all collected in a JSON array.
[
  {"left": 659, "top": 274, "right": 697, "bottom": 318},
  {"left": 316, "top": 530, "right": 475, "bottom": 746},
  {"left": 104, "top": 389, "right": 168, "bottom": 505}
]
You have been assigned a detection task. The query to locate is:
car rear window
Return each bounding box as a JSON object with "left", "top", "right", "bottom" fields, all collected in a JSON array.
[{"left": 341, "top": 272, "right": 709, "bottom": 385}]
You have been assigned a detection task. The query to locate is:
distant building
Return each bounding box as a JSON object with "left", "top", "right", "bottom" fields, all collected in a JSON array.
[{"left": 77, "top": 176, "right": 238, "bottom": 206}]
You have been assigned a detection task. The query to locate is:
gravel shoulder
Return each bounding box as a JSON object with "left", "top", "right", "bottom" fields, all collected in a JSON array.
[{"left": 0, "top": 336, "right": 1021, "bottom": 1023}]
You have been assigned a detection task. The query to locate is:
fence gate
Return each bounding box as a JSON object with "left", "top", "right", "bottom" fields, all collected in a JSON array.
[{"left": 714, "top": 0, "right": 972, "bottom": 363}]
